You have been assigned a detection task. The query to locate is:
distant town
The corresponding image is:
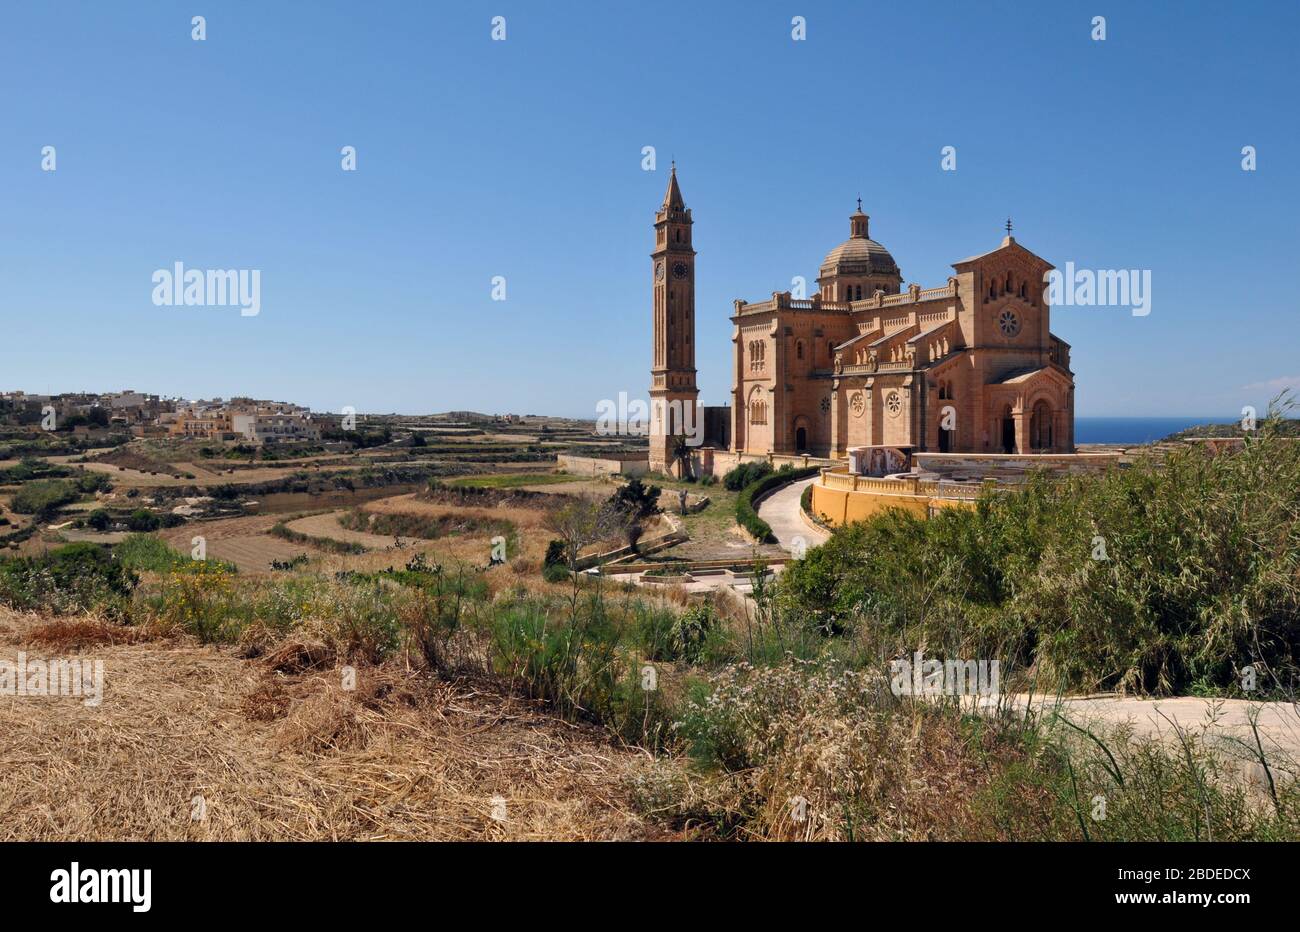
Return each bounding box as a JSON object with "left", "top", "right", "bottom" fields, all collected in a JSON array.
[{"left": 0, "top": 389, "right": 545, "bottom": 447}]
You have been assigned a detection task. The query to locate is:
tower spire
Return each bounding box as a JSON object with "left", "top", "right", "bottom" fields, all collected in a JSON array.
[{"left": 662, "top": 162, "right": 685, "bottom": 210}]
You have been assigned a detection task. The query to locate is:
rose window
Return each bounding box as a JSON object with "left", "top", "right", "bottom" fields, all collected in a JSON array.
[
  {"left": 998, "top": 309, "right": 1021, "bottom": 337},
  {"left": 885, "top": 391, "right": 902, "bottom": 417}
]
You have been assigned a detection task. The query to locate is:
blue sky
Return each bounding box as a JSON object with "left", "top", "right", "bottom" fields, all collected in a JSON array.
[{"left": 2, "top": 0, "right": 1297, "bottom": 418}]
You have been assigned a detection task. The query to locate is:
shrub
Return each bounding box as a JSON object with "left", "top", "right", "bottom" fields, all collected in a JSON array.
[
  {"left": 608, "top": 477, "right": 662, "bottom": 521},
  {"left": 723, "top": 461, "right": 773, "bottom": 492},
  {"left": 0, "top": 542, "right": 138, "bottom": 617},
  {"left": 10, "top": 479, "right": 80, "bottom": 516},
  {"left": 76, "top": 472, "right": 112, "bottom": 494},
  {"left": 126, "top": 509, "right": 161, "bottom": 532},
  {"left": 778, "top": 413, "right": 1300, "bottom": 695},
  {"left": 270, "top": 521, "right": 367, "bottom": 554},
  {"left": 338, "top": 508, "right": 513, "bottom": 541},
  {"left": 671, "top": 603, "right": 717, "bottom": 663}
]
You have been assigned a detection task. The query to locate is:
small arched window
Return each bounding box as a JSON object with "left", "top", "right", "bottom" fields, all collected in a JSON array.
[
  {"left": 796, "top": 340, "right": 804, "bottom": 360},
  {"left": 855, "top": 285, "right": 863, "bottom": 300}
]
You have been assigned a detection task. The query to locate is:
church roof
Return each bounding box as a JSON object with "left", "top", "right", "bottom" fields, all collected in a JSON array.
[
  {"left": 821, "top": 237, "right": 899, "bottom": 275},
  {"left": 820, "top": 204, "right": 899, "bottom": 277},
  {"left": 953, "top": 235, "right": 1054, "bottom": 270},
  {"left": 992, "top": 366, "right": 1069, "bottom": 385}
]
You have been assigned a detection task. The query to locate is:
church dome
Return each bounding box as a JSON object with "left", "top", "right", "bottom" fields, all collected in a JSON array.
[{"left": 819, "top": 205, "right": 899, "bottom": 278}]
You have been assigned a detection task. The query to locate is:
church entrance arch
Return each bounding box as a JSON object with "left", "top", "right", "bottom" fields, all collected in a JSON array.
[{"left": 1000, "top": 405, "right": 1016, "bottom": 454}]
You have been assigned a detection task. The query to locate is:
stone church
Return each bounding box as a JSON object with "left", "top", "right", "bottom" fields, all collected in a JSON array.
[{"left": 648, "top": 168, "right": 1075, "bottom": 470}]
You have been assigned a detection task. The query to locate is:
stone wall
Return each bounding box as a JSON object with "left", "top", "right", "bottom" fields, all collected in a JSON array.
[
  {"left": 556, "top": 454, "right": 649, "bottom": 477},
  {"left": 913, "top": 451, "right": 1119, "bottom": 480}
]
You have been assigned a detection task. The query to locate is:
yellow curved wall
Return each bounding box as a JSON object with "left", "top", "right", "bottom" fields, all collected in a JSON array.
[{"left": 811, "top": 482, "right": 971, "bottom": 526}]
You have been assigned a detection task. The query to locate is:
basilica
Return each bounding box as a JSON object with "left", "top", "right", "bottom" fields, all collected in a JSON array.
[{"left": 647, "top": 168, "right": 1076, "bottom": 470}]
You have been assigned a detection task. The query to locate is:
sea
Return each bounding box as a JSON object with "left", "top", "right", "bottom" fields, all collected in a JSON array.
[{"left": 1074, "top": 417, "right": 1231, "bottom": 445}]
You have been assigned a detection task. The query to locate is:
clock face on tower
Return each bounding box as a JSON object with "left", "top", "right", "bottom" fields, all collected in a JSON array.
[
  {"left": 655, "top": 261, "right": 665, "bottom": 281},
  {"left": 672, "top": 261, "right": 690, "bottom": 280}
]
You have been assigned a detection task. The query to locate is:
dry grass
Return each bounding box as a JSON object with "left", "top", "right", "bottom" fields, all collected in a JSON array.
[
  {"left": 27, "top": 616, "right": 156, "bottom": 651},
  {"left": 0, "top": 607, "right": 668, "bottom": 840}
]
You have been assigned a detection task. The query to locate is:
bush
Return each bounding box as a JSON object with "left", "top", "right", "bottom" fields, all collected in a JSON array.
[
  {"left": 723, "top": 461, "right": 773, "bottom": 492},
  {"left": 0, "top": 542, "right": 138, "bottom": 617},
  {"left": 270, "top": 521, "right": 367, "bottom": 554},
  {"left": 778, "top": 413, "right": 1300, "bottom": 695},
  {"left": 126, "top": 509, "right": 161, "bottom": 532},
  {"left": 608, "top": 477, "right": 662, "bottom": 521},
  {"left": 76, "top": 472, "right": 112, "bottom": 494},
  {"left": 671, "top": 603, "right": 717, "bottom": 663},
  {"left": 10, "top": 479, "right": 80, "bottom": 517},
  {"left": 86, "top": 509, "right": 112, "bottom": 532},
  {"left": 338, "top": 508, "right": 513, "bottom": 541}
]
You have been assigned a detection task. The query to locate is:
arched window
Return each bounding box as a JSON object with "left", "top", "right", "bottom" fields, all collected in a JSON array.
[
  {"left": 796, "top": 340, "right": 804, "bottom": 360},
  {"left": 855, "top": 285, "right": 863, "bottom": 300}
]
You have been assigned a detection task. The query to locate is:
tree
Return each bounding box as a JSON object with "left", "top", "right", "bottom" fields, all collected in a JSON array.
[
  {"left": 608, "top": 477, "right": 662, "bottom": 555},
  {"left": 543, "top": 498, "right": 621, "bottom": 570},
  {"left": 608, "top": 477, "right": 661, "bottom": 522},
  {"left": 671, "top": 434, "right": 694, "bottom": 480}
]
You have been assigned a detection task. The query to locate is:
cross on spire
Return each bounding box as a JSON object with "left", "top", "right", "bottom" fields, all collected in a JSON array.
[
  {"left": 857, "top": 196, "right": 863, "bottom": 211},
  {"left": 1005, "top": 217, "right": 1013, "bottom": 235}
]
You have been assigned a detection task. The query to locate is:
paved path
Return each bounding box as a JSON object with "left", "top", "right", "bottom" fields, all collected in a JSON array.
[
  {"left": 984, "top": 694, "right": 1300, "bottom": 766},
  {"left": 757, "top": 477, "right": 830, "bottom": 554}
]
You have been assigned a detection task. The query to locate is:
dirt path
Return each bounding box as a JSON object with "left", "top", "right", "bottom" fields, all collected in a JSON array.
[
  {"left": 0, "top": 609, "right": 663, "bottom": 841},
  {"left": 757, "top": 477, "right": 830, "bottom": 554}
]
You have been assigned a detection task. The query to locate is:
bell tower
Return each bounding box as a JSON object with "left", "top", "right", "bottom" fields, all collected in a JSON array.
[{"left": 649, "top": 164, "right": 699, "bottom": 474}]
